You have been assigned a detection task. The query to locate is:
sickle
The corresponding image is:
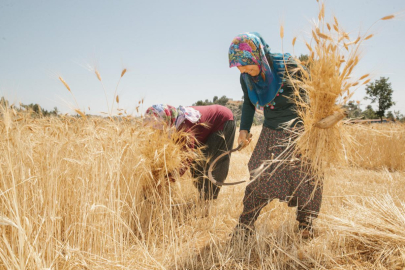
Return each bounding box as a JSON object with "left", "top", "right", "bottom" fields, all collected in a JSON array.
[{"left": 207, "top": 133, "right": 252, "bottom": 186}]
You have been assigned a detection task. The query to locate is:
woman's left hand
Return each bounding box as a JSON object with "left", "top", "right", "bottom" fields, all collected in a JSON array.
[{"left": 315, "top": 111, "right": 346, "bottom": 129}]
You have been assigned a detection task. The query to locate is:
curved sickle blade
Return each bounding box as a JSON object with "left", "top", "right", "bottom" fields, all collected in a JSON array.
[{"left": 207, "top": 133, "right": 252, "bottom": 186}]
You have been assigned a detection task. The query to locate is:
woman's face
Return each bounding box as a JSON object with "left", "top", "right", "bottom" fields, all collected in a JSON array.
[{"left": 237, "top": 65, "right": 260, "bottom": 77}]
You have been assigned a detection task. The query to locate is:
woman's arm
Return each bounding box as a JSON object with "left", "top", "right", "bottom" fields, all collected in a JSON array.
[
  {"left": 240, "top": 75, "right": 255, "bottom": 132},
  {"left": 239, "top": 75, "right": 255, "bottom": 147}
]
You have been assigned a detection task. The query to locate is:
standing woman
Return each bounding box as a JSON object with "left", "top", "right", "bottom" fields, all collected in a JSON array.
[
  {"left": 228, "top": 32, "right": 322, "bottom": 238},
  {"left": 144, "top": 104, "right": 235, "bottom": 200}
]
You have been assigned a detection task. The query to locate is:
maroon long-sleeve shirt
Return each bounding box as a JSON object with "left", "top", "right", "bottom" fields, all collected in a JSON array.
[
  {"left": 178, "top": 105, "right": 234, "bottom": 145},
  {"left": 174, "top": 105, "right": 234, "bottom": 178}
]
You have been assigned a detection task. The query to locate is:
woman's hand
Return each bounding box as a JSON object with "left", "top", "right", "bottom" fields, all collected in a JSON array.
[
  {"left": 315, "top": 110, "right": 346, "bottom": 129},
  {"left": 238, "top": 130, "right": 252, "bottom": 149}
]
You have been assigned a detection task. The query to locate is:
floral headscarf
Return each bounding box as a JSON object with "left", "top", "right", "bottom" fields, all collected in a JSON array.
[
  {"left": 175, "top": 106, "right": 201, "bottom": 129},
  {"left": 144, "top": 104, "right": 201, "bottom": 129},
  {"left": 229, "top": 32, "right": 292, "bottom": 110},
  {"left": 145, "top": 104, "right": 178, "bottom": 126}
]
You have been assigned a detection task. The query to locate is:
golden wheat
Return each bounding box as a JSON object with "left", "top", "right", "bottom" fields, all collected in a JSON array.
[
  {"left": 95, "top": 69, "right": 102, "bottom": 81},
  {"left": 1, "top": 116, "right": 404, "bottom": 269},
  {"left": 280, "top": 25, "right": 284, "bottom": 39},
  {"left": 0, "top": 109, "right": 405, "bottom": 269},
  {"left": 58, "top": 76, "right": 70, "bottom": 92},
  {"left": 286, "top": 2, "right": 395, "bottom": 182},
  {"left": 381, "top": 15, "right": 395, "bottom": 20},
  {"left": 292, "top": 36, "right": 297, "bottom": 47},
  {"left": 121, "top": 68, "right": 127, "bottom": 78}
]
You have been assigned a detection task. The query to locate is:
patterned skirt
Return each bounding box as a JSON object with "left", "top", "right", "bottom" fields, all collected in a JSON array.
[{"left": 239, "top": 126, "right": 323, "bottom": 225}]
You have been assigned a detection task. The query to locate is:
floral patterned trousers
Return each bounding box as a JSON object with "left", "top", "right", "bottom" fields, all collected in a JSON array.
[{"left": 239, "top": 126, "right": 323, "bottom": 226}]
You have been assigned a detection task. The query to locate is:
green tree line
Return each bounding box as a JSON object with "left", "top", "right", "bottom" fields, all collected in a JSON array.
[
  {"left": 0, "top": 76, "right": 402, "bottom": 122},
  {"left": 193, "top": 77, "right": 404, "bottom": 123},
  {"left": 0, "top": 97, "right": 59, "bottom": 117}
]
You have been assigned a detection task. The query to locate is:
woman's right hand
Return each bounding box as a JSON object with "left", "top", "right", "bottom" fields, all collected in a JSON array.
[{"left": 238, "top": 130, "right": 252, "bottom": 149}]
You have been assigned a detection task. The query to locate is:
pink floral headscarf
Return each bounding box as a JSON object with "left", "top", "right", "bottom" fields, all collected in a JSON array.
[{"left": 145, "top": 104, "right": 178, "bottom": 126}]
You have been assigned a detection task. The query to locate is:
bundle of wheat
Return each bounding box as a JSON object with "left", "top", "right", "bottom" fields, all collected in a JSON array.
[{"left": 286, "top": 0, "right": 395, "bottom": 180}]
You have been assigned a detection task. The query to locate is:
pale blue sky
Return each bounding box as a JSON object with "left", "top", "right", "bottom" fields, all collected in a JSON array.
[{"left": 1, "top": 0, "right": 404, "bottom": 115}]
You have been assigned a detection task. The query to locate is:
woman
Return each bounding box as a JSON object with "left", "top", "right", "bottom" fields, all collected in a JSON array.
[
  {"left": 144, "top": 104, "right": 235, "bottom": 200},
  {"left": 228, "top": 32, "right": 322, "bottom": 238}
]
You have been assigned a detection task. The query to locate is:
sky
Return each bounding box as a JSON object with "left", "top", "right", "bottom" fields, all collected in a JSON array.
[{"left": 0, "top": 0, "right": 404, "bottom": 116}]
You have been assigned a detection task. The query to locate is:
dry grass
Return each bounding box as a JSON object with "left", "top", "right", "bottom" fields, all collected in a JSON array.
[
  {"left": 346, "top": 123, "right": 405, "bottom": 171},
  {"left": 1, "top": 108, "right": 405, "bottom": 269}
]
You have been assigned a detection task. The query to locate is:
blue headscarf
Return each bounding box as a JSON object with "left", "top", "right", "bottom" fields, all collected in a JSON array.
[{"left": 229, "top": 32, "right": 292, "bottom": 109}]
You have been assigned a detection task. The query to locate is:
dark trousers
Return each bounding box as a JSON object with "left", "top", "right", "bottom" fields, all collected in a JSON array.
[{"left": 191, "top": 120, "right": 236, "bottom": 200}]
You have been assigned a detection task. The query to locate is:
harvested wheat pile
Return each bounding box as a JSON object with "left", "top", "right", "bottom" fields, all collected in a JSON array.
[{"left": 322, "top": 194, "right": 405, "bottom": 269}]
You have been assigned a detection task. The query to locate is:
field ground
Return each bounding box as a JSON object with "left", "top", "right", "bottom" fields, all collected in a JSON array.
[{"left": 180, "top": 125, "right": 405, "bottom": 269}]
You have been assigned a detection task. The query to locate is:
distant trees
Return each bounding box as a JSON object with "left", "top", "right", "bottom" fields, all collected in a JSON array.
[
  {"left": 20, "top": 103, "right": 59, "bottom": 117},
  {"left": 342, "top": 101, "right": 405, "bottom": 122},
  {"left": 193, "top": 95, "right": 229, "bottom": 106},
  {"left": 193, "top": 91, "right": 404, "bottom": 126},
  {"left": 344, "top": 100, "right": 362, "bottom": 118},
  {"left": 394, "top": 110, "right": 404, "bottom": 121},
  {"left": 365, "top": 77, "right": 395, "bottom": 122},
  {"left": 386, "top": 111, "right": 395, "bottom": 121},
  {"left": 298, "top": 54, "right": 310, "bottom": 68},
  {"left": 341, "top": 77, "right": 402, "bottom": 122},
  {"left": 0, "top": 96, "right": 59, "bottom": 117},
  {"left": 361, "top": 105, "right": 379, "bottom": 120},
  {"left": 192, "top": 95, "right": 264, "bottom": 126}
]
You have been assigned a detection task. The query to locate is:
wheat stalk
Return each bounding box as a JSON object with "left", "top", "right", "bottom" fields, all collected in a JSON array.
[
  {"left": 111, "top": 68, "right": 127, "bottom": 115},
  {"left": 59, "top": 76, "right": 80, "bottom": 110}
]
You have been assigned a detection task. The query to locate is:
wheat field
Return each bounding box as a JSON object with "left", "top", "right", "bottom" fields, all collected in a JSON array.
[{"left": 1, "top": 108, "right": 405, "bottom": 270}]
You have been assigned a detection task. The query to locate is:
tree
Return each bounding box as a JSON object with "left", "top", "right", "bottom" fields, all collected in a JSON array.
[
  {"left": 298, "top": 54, "right": 310, "bottom": 69},
  {"left": 343, "top": 100, "right": 362, "bottom": 118},
  {"left": 394, "top": 110, "right": 404, "bottom": 121},
  {"left": 216, "top": 95, "right": 229, "bottom": 106},
  {"left": 365, "top": 77, "right": 395, "bottom": 122},
  {"left": 298, "top": 54, "right": 309, "bottom": 64},
  {"left": 53, "top": 107, "right": 59, "bottom": 116},
  {"left": 386, "top": 111, "right": 395, "bottom": 121},
  {"left": 192, "top": 95, "right": 229, "bottom": 106},
  {"left": 362, "top": 105, "right": 378, "bottom": 119},
  {"left": 32, "top": 104, "right": 41, "bottom": 114}
]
